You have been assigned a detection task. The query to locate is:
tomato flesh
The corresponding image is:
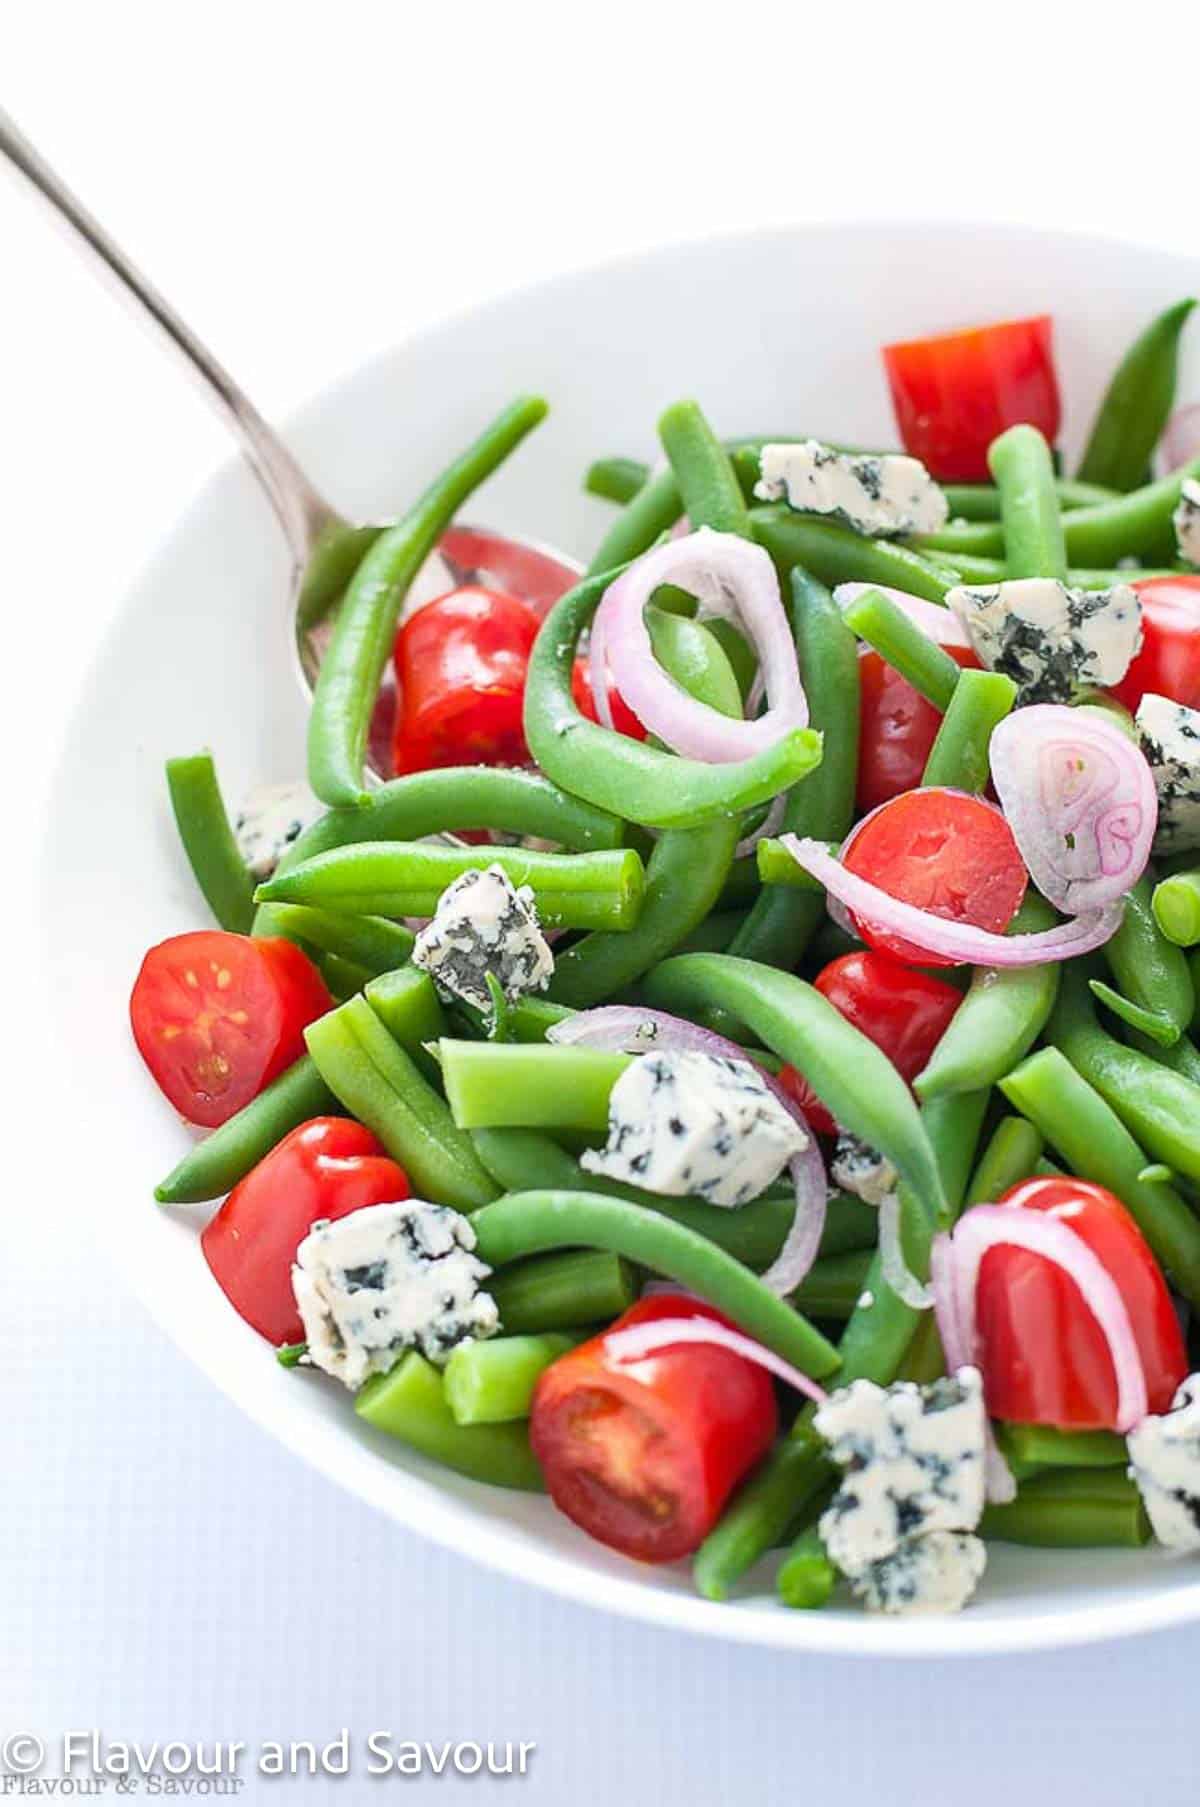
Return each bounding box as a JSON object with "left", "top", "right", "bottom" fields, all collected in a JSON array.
[
  {"left": 130, "top": 931, "right": 332, "bottom": 1128},
  {"left": 201, "top": 1117, "right": 410, "bottom": 1345},
  {"left": 392, "top": 585, "right": 541, "bottom": 774},
  {"left": 842, "top": 786, "right": 1027, "bottom": 966},
  {"left": 857, "top": 645, "right": 978, "bottom": 814},
  {"left": 529, "top": 1297, "right": 777, "bottom": 1562},
  {"left": 571, "top": 657, "right": 648, "bottom": 740},
  {"left": 778, "top": 951, "right": 961, "bottom": 1137},
  {"left": 975, "top": 1178, "right": 1187, "bottom": 1431},
  {"left": 883, "top": 314, "right": 1061, "bottom": 483},
  {"left": 1109, "top": 576, "right": 1200, "bottom": 714}
]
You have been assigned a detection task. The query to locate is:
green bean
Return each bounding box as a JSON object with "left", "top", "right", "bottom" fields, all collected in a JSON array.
[
  {"left": 1050, "top": 964, "right": 1200, "bottom": 1185},
  {"left": 694, "top": 1421, "right": 830, "bottom": 1601},
  {"left": 704, "top": 618, "right": 759, "bottom": 702},
  {"left": 998, "top": 1045, "right": 1200, "bottom": 1304},
  {"left": 443, "top": 1332, "right": 583, "bottom": 1424},
  {"left": 584, "top": 456, "right": 649, "bottom": 506},
  {"left": 470, "top": 1191, "right": 840, "bottom": 1379},
  {"left": 276, "top": 1341, "right": 308, "bottom": 1368},
  {"left": 792, "top": 1249, "right": 872, "bottom": 1320},
  {"left": 893, "top": 1313, "right": 946, "bottom": 1385},
  {"left": 750, "top": 504, "right": 956, "bottom": 603},
  {"left": 994, "top": 1422, "right": 1127, "bottom": 1483},
  {"left": 586, "top": 466, "right": 683, "bottom": 577},
  {"left": 964, "top": 1115, "right": 1045, "bottom": 1207},
  {"left": 1153, "top": 867, "right": 1200, "bottom": 949},
  {"left": 165, "top": 752, "right": 256, "bottom": 933},
  {"left": 362, "top": 964, "right": 446, "bottom": 1082},
  {"left": 1128, "top": 1028, "right": 1200, "bottom": 1088},
  {"left": 988, "top": 425, "right": 1067, "bottom": 581},
  {"left": 841, "top": 588, "right": 962, "bottom": 709},
  {"left": 305, "top": 998, "right": 497, "bottom": 1210},
  {"left": 488, "top": 1250, "right": 636, "bottom": 1334},
  {"left": 1077, "top": 298, "right": 1197, "bottom": 490},
  {"left": 753, "top": 838, "right": 828, "bottom": 889},
  {"left": 920, "top": 668, "right": 1016, "bottom": 790},
  {"left": 729, "top": 569, "right": 861, "bottom": 969},
  {"left": 154, "top": 1054, "right": 336, "bottom": 1204},
  {"left": 308, "top": 397, "right": 548, "bottom": 807},
  {"left": 295, "top": 519, "right": 385, "bottom": 633},
  {"left": 980, "top": 1468, "right": 1149, "bottom": 1548},
  {"left": 319, "top": 953, "right": 373, "bottom": 1001},
  {"left": 356, "top": 1352, "right": 544, "bottom": 1490},
  {"left": 776, "top": 1523, "right": 838, "bottom": 1610},
  {"left": 658, "top": 400, "right": 751, "bottom": 538},
  {"left": 914, "top": 894, "right": 1060, "bottom": 1101},
  {"left": 672, "top": 909, "right": 748, "bottom": 957},
  {"left": 261, "top": 902, "right": 415, "bottom": 976},
  {"left": 1094, "top": 872, "right": 1194, "bottom": 1043},
  {"left": 525, "top": 569, "right": 822, "bottom": 830},
  {"left": 942, "top": 479, "right": 1117, "bottom": 521},
  {"left": 501, "top": 996, "right": 576, "bottom": 1043},
  {"left": 440, "top": 1041, "right": 628, "bottom": 1132}
]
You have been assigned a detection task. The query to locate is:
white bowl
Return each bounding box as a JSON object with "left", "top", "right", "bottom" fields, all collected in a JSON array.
[{"left": 41, "top": 222, "right": 1200, "bottom": 1657}]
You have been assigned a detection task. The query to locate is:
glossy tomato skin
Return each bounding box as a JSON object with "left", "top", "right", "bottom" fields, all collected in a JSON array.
[
  {"left": 1109, "top": 576, "right": 1200, "bottom": 714},
  {"left": 529, "top": 1296, "right": 777, "bottom": 1563},
  {"left": 842, "top": 786, "right": 1027, "bottom": 967},
  {"left": 777, "top": 952, "right": 961, "bottom": 1137},
  {"left": 883, "top": 314, "right": 1061, "bottom": 483},
  {"left": 975, "top": 1178, "right": 1187, "bottom": 1431},
  {"left": 571, "top": 658, "right": 648, "bottom": 740},
  {"left": 130, "top": 931, "right": 332, "bottom": 1128},
  {"left": 391, "top": 585, "right": 541, "bottom": 774},
  {"left": 857, "top": 645, "right": 978, "bottom": 814},
  {"left": 201, "top": 1117, "right": 410, "bottom": 1344}
]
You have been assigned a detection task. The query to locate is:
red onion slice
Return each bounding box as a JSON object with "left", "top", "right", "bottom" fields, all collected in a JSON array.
[
  {"left": 990, "top": 706, "right": 1157, "bottom": 914},
  {"left": 735, "top": 792, "right": 788, "bottom": 859},
  {"left": 834, "top": 582, "right": 972, "bottom": 649},
  {"left": 591, "top": 528, "right": 808, "bottom": 761},
  {"left": 1163, "top": 403, "right": 1200, "bottom": 474},
  {"left": 604, "top": 1315, "right": 828, "bottom": 1404},
  {"left": 778, "top": 834, "right": 1123, "bottom": 966},
  {"left": 878, "top": 1192, "right": 932, "bottom": 1309},
  {"left": 550, "top": 1004, "right": 827, "bottom": 1292},
  {"left": 932, "top": 1206, "right": 1149, "bottom": 1433}
]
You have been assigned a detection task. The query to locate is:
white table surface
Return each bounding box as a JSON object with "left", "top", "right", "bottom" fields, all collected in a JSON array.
[{"left": 3, "top": 6, "right": 1198, "bottom": 1800}]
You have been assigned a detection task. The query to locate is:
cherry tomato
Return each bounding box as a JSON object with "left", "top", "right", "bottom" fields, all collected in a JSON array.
[
  {"left": 777, "top": 951, "right": 961, "bottom": 1137},
  {"left": 857, "top": 645, "right": 979, "bottom": 813},
  {"left": 1109, "top": 576, "right": 1200, "bottom": 714},
  {"left": 130, "top": 931, "right": 332, "bottom": 1128},
  {"left": 391, "top": 585, "right": 541, "bottom": 774},
  {"left": 201, "top": 1118, "right": 411, "bottom": 1344},
  {"left": 529, "top": 1296, "right": 777, "bottom": 1562},
  {"left": 975, "top": 1177, "right": 1187, "bottom": 1431},
  {"left": 571, "top": 658, "right": 648, "bottom": 740},
  {"left": 882, "top": 314, "right": 1061, "bottom": 483},
  {"left": 842, "top": 786, "right": 1026, "bottom": 967}
]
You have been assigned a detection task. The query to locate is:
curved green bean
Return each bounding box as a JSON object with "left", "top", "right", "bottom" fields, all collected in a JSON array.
[
  {"left": 356, "top": 1352, "right": 544, "bottom": 1491},
  {"left": 658, "top": 400, "right": 751, "bottom": 538},
  {"left": 587, "top": 466, "right": 682, "bottom": 576},
  {"left": 154, "top": 1054, "right": 336, "bottom": 1205},
  {"left": 988, "top": 424, "right": 1067, "bottom": 580},
  {"left": 914, "top": 894, "right": 1060, "bottom": 1100},
  {"left": 750, "top": 504, "right": 956, "bottom": 603},
  {"left": 165, "top": 752, "right": 255, "bottom": 934},
  {"left": 1078, "top": 298, "right": 1197, "bottom": 491}
]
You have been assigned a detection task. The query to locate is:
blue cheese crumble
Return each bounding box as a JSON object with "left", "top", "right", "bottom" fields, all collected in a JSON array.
[
  {"left": 831, "top": 1132, "right": 897, "bottom": 1207},
  {"left": 1127, "top": 1374, "right": 1200, "bottom": 1552},
  {"left": 1175, "top": 479, "right": 1200, "bottom": 568},
  {"left": 947, "top": 577, "right": 1142, "bottom": 703},
  {"left": 1136, "top": 692, "right": 1200, "bottom": 855},
  {"left": 293, "top": 1200, "right": 498, "bottom": 1389},
  {"left": 235, "top": 780, "right": 325, "bottom": 880},
  {"left": 412, "top": 864, "right": 554, "bottom": 1011},
  {"left": 756, "top": 440, "right": 948, "bottom": 538},
  {"left": 815, "top": 1369, "right": 988, "bottom": 1612},
  {"left": 579, "top": 1049, "right": 806, "bottom": 1208}
]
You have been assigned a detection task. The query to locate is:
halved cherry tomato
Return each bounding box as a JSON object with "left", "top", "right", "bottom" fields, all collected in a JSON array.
[
  {"left": 975, "top": 1177, "right": 1187, "bottom": 1431},
  {"left": 529, "top": 1295, "right": 777, "bottom": 1563},
  {"left": 201, "top": 1117, "right": 410, "bottom": 1345},
  {"left": 391, "top": 585, "right": 541, "bottom": 774},
  {"left": 130, "top": 931, "right": 332, "bottom": 1128},
  {"left": 882, "top": 315, "right": 1061, "bottom": 483},
  {"left": 1109, "top": 575, "right": 1200, "bottom": 714},
  {"left": 857, "top": 644, "right": 979, "bottom": 813},
  {"left": 571, "top": 658, "right": 648, "bottom": 740},
  {"left": 842, "top": 786, "right": 1026, "bottom": 966},
  {"left": 777, "top": 951, "right": 962, "bottom": 1137}
]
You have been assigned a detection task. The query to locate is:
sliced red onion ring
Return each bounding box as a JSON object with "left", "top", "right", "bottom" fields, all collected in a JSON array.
[
  {"left": 834, "top": 582, "right": 972, "bottom": 649},
  {"left": 778, "top": 834, "right": 1123, "bottom": 967},
  {"left": 604, "top": 1315, "right": 828, "bottom": 1404},
  {"left": 1163, "top": 403, "right": 1200, "bottom": 474},
  {"left": 591, "top": 529, "right": 808, "bottom": 760},
  {"left": 735, "top": 792, "right": 788, "bottom": 859},
  {"left": 990, "top": 705, "right": 1156, "bottom": 914},
  {"left": 932, "top": 1205, "right": 1148, "bottom": 1433},
  {"left": 549, "top": 1004, "right": 827, "bottom": 1293},
  {"left": 878, "top": 1192, "right": 932, "bottom": 1309},
  {"left": 585, "top": 609, "right": 616, "bottom": 731}
]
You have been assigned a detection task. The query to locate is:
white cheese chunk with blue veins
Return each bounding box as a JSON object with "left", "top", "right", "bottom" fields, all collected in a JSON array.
[
  {"left": 831, "top": 1132, "right": 897, "bottom": 1206},
  {"left": 1136, "top": 692, "right": 1200, "bottom": 855},
  {"left": 235, "top": 780, "right": 326, "bottom": 880},
  {"left": 849, "top": 1530, "right": 987, "bottom": 1615},
  {"left": 1127, "top": 1374, "right": 1200, "bottom": 1552},
  {"left": 946, "top": 577, "right": 1142, "bottom": 703},
  {"left": 755, "top": 440, "right": 948, "bottom": 538},
  {"left": 293, "top": 1200, "right": 498, "bottom": 1390},
  {"left": 579, "top": 1049, "right": 807, "bottom": 1208},
  {"left": 1175, "top": 479, "right": 1200, "bottom": 567},
  {"left": 815, "top": 1368, "right": 987, "bottom": 1574},
  {"left": 412, "top": 864, "right": 554, "bottom": 1011}
]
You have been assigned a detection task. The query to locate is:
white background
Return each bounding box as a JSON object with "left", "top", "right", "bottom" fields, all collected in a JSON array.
[{"left": 3, "top": 3, "right": 1198, "bottom": 1801}]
